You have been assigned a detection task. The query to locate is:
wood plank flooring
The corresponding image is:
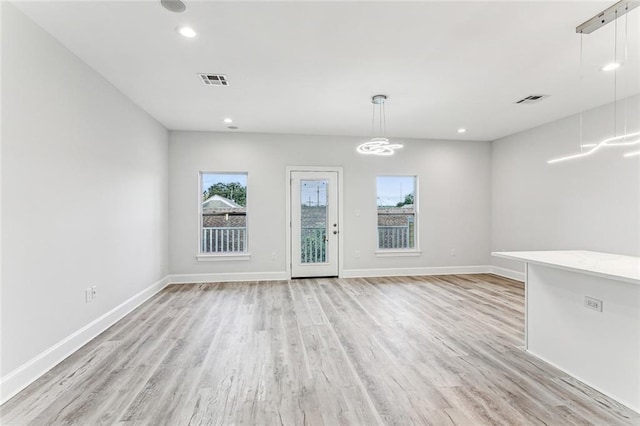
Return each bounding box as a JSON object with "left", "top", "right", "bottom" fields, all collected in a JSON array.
[{"left": 2, "top": 274, "right": 639, "bottom": 425}]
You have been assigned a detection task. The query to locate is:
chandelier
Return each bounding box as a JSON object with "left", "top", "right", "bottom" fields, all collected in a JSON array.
[
  {"left": 548, "top": 0, "right": 639, "bottom": 164},
  {"left": 357, "top": 95, "right": 403, "bottom": 156}
]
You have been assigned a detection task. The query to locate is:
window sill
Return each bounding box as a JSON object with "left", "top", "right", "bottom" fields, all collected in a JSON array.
[
  {"left": 196, "top": 253, "right": 251, "bottom": 262},
  {"left": 375, "top": 249, "right": 422, "bottom": 257}
]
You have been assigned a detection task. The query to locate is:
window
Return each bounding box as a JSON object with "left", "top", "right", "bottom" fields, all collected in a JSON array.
[
  {"left": 200, "top": 172, "right": 247, "bottom": 254},
  {"left": 376, "top": 176, "right": 417, "bottom": 250}
]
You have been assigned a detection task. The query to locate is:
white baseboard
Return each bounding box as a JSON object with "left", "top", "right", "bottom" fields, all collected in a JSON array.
[
  {"left": 169, "top": 271, "right": 289, "bottom": 284},
  {"left": 169, "top": 267, "right": 518, "bottom": 283},
  {"left": 341, "top": 265, "right": 491, "bottom": 278},
  {"left": 0, "top": 275, "right": 170, "bottom": 406},
  {"left": 489, "top": 266, "right": 525, "bottom": 282}
]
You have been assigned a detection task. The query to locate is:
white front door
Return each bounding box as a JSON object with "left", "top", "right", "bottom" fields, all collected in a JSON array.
[{"left": 291, "top": 171, "right": 339, "bottom": 278}]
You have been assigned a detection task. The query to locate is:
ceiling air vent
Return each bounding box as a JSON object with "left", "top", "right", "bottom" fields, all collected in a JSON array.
[
  {"left": 515, "top": 94, "right": 550, "bottom": 104},
  {"left": 199, "top": 74, "right": 229, "bottom": 86}
]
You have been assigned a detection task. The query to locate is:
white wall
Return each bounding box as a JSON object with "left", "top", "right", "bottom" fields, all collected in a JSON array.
[
  {"left": 1, "top": 2, "right": 169, "bottom": 397},
  {"left": 169, "top": 131, "right": 492, "bottom": 279},
  {"left": 492, "top": 96, "right": 640, "bottom": 275}
]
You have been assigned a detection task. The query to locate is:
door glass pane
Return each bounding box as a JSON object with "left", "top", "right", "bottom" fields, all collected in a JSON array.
[{"left": 300, "top": 179, "right": 328, "bottom": 263}]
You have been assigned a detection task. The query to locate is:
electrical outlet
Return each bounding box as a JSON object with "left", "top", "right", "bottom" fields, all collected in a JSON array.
[
  {"left": 355, "top": 250, "right": 361, "bottom": 258},
  {"left": 85, "top": 288, "right": 92, "bottom": 303},
  {"left": 451, "top": 249, "right": 456, "bottom": 256},
  {"left": 584, "top": 296, "right": 603, "bottom": 312},
  {"left": 91, "top": 286, "right": 97, "bottom": 299},
  {"left": 271, "top": 252, "right": 277, "bottom": 261}
]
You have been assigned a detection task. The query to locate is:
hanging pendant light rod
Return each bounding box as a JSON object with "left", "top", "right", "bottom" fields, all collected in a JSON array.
[{"left": 576, "top": 0, "right": 638, "bottom": 34}]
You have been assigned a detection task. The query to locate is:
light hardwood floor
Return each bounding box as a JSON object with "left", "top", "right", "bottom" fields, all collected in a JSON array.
[{"left": 2, "top": 274, "right": 639, "bottom": 425}]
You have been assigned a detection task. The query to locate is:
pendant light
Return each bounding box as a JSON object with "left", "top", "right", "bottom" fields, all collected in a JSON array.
[
  {"left": 548, "top": 0, "right": 639, "bottom": 164},
  {"left": 357, "top": 95, "right": 403, "bottom": 156}
]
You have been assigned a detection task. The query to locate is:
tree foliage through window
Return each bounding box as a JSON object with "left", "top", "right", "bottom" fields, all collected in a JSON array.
[
  {"left": 396, "top": 193, "right": 414, "bottom": 207},
  {"left": 203, "top": 182, "right": 247, "bottom": 207}
]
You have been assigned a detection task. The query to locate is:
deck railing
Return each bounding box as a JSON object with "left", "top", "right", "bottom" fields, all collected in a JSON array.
[
  {"left": 202, "top": 226, "right": 410, "bottom": 253},
  {"left": 301, "top": 227, "right": 326, "bottom": 263},
  {"left": 202, "top": 227, "right": 246, "bottom": 253},
  {"left": 378, "top": 225, "right": 410, "bottom": 249}
]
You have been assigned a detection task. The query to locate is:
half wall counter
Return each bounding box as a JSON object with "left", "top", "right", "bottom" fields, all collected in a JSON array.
[{"left": 492, "top": 250, "right": 640, "bottom": 413}]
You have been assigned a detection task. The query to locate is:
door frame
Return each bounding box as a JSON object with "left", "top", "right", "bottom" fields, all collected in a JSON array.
[{"left": 285, "top": 166, "right": 344, "bottom": 279}]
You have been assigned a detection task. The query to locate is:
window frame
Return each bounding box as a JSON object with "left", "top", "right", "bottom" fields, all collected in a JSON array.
[
  {"left": 196, "top": 171, "right": 251, "bottom": 262},
  {"left": 375, "top": 175, "right": 421, "bottom": 256}
]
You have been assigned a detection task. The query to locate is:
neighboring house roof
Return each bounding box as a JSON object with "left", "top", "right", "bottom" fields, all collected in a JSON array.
[
  {"left": 377, "top": 206, "right": 414, "bottom": 214},
  {"left": 202, "top": 195, "right": 247, "bottom": 228},
  {"left": 203, "top": 214, "right": 246, "bottom": 228},
  {"left": 301, "top": 205, "right": 328, "bottom": 229},
  {"left": 201, "top": 204, "right": 413, "bottom": 228},
  {"left": 203, "top": 194, "right": 242, "bottom": 209},
  {"left": 379, "top": 215, "right": 412, "bottom": 227},
  {"left": 378, "top": 206, "right": 414, "bottom": 227}
]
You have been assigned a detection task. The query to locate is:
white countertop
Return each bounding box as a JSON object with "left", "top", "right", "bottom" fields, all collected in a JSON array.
[{"left": 492, "top": 250, "right": 640, "bottom": 285}]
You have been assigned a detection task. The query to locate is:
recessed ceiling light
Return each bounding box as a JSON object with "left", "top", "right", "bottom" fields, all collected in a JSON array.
[
  {"left": 224, "top": 118, "right": 233, "bottom": 124},
  {"left": 176, "top": 26, "right": 197, "bottom": 38},
  {"left": 457, "top": 128, "right": 466, "bottom": 133},
  {"left": 602, "top": 62, "right": 621, "bottom": 71}
]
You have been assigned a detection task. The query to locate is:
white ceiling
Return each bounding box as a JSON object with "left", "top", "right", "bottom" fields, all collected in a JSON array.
[{"left": 13, "top": 1, "right": 640, "bottom": 141}]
